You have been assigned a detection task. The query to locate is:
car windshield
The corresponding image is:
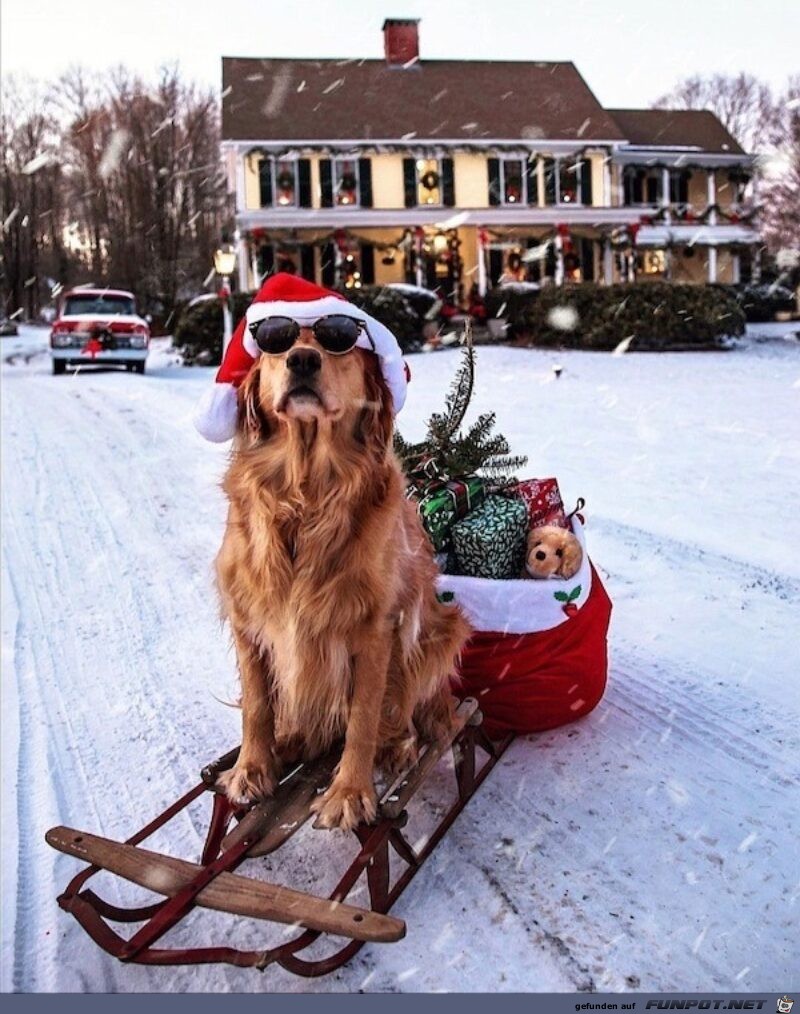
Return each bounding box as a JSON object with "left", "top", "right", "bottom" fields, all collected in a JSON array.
[{"left": 63, "top": 294, "right": 135, "bottom": 316}]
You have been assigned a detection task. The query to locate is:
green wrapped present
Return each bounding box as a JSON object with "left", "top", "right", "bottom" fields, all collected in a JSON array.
[
  {"left": 412, "top": 475, "right": 485, "bottom": 552},
  {"left": 450, "top": 494, "right": 528, "bottom": 579}
]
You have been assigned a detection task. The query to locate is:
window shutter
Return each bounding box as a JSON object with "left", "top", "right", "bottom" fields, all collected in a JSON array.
[
  {"left": 256, "top": 243, "right": 274, "bottom": 281},
  {"left": 679, "top": 170, "right": 690, "bottom": 204},
  {"left": 543, "top": 158, "right": 557, "bottom": 205},
  {"left": 526, "top": 237, "right": 541, "bottom": 282},
  {"left": 321, "top": 243, "right": 336, "bottom": 287},
  {"left": 487, "top": 158, "right": 501, "bottom": 206},
  {"left": 258, "top": 159, "right": 273, "bottom": 207},
  {"left": 580, "top": 159, "right": 593, "bottom": 205},
  {"left": 623, "top": 168, "right": 634, "bottom": 206},
  {"left": 645, "top": 174, "right": 659, "bottom": 205},
  {"left": 319, "top": 159, "right": 333, "bottom": 207},
  {"left": 488, "top": 248, "right": 504, "bottom": 286},
  {"left": 360, "top": 242, "right": 375, "bottom": 284},
  {"left": 580, "top": 238, "right": 595, "bottom": 281},
  {"left": 300, "top": 244, "right": 315, "bottom": 282},
  {"left": 525, "top": 159, "right": 540, "bottom": 205},
  {"left": 403, "top": 158, "right": 417, "bottom": 208},
  {"left": 441, "top": 157, "right": 455, "bottom": 206},
  {"left": 632, "top": 169, "right": 645, "bottom": 205},
  {"left": 297, "top": 159, "right": 312, "bottom": 207},
  {"left": 358, "top": 158, "right": 373, "bottom": 208}
]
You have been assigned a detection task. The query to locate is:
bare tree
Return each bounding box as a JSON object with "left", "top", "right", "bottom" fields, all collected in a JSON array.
[
  {"left": 761, "top": 76, "right": 800, "bottom": 260},
  {"left": 653, "top": 72, "right": 774, "bottom": 153}
]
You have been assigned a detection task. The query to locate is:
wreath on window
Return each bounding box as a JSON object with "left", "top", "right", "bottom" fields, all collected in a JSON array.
[
  {"left": 276, "top": 170, "right": 295, "bottom": 192},
  {"left": 420, "top": 169, "right": 440, "bottom": 191},
  {"left": 339, "top": 172, "right": 358, "bottom": 194}
]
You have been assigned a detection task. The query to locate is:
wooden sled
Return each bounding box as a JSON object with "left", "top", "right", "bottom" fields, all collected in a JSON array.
[{"left": 46, "top": 698, "right": 514, "bottom": 975}]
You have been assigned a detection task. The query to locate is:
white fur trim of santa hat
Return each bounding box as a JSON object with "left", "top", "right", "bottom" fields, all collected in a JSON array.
[{"left": 193, "top": 382, "right": 238, "bottom": 443}]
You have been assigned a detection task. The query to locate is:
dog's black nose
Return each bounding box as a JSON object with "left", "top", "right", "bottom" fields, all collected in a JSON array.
[
  {"left": 535, "top": 550, "right": 547, "bottom": 561},
  {"left": 286, "top": 347, "right": 321, "bottom": 378}
]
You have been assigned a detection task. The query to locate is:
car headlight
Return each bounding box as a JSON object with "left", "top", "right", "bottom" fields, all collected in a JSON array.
[
  {"left": 52, "top": 332, "right": 72, "bottom": 348},
  {"left": 129, "top": 334, "right": 147, "bottom": 349}
]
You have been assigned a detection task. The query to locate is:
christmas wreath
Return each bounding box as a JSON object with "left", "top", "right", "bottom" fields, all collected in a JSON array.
[
  {"left": 338, "top": 172, "right": 357, "bottom": 194},
  {"left": 276, "top": 170, "right": 295, "bottom": 192},
  {"left": 420, "top": 169, "right": 440, "bottom": 191}
]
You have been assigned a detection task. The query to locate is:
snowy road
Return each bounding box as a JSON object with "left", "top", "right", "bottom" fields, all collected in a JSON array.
[{"left": 2, "top": 325, "right": 798, "bottom": 993}]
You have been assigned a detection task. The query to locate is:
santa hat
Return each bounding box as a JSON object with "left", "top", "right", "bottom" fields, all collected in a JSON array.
[{"left": 193, "top": 273, "right": 408, "bottom": 442}]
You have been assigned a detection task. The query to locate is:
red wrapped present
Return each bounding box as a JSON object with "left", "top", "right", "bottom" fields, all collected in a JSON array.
[{"left": 514, "top": 477, "right": 568, "bottom": 530}]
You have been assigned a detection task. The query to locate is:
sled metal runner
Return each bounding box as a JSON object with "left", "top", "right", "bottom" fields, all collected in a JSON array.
[{"left": 46, "top": 698, "right": 513, "bottom": 974}]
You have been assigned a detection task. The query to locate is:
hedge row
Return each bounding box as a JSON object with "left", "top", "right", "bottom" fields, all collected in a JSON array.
[
  {"left": 173, "top": 286, "right": 424, "bottom": 365},
  {"left": 485, "top": 282, "right": 746, "bottom": 350},
  {"left": 717, "top": 282, "right": 796, "bottom": 323}
]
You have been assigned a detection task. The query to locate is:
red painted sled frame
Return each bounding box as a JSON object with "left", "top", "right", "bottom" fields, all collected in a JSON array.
[{"left": 46, "top": 699, "right": 513, "bottom": 975}]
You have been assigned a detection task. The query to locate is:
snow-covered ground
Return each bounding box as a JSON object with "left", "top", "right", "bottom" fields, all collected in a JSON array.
[{"left": 2, "top": 323, "right": 798, "bottom": 993}]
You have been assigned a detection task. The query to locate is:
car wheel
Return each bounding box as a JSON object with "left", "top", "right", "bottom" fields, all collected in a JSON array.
[
  {"left": 133, "top": 361, "right": 146, "bottom": 375},
  {"left": 52, "top": 360, "right": 66, "bottom": 375}
]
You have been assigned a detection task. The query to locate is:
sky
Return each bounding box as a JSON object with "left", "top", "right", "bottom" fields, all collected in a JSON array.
[{"left": 2, "top": 0, "right": 798, "bottom": 106}]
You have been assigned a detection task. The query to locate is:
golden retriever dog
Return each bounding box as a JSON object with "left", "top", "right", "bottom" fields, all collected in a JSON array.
[{"left": 214, "top": 331, "right": 470, "bottom": 830}]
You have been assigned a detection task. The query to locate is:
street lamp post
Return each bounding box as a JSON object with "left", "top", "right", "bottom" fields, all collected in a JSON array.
[{"left": 214, "top": 242, "right": 237, "bottom": 357}]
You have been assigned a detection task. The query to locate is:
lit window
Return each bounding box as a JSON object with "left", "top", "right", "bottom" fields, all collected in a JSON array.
[
  {"left": 502, "top": 159, "right": 525, "bottom": 204},
  {"left": 642, "top": 249, "right": 666, "bottom": 274},
  {"left": 559, "top": 160, "right": 580, "bottom": 204},
  {"left": 274, "top": 159, "right": 297, "bottom": 206},
  {"left": 416, "top": 158, "right": 441, "bottom": 206},
  {"left": 334, "top": 159, "right": 360, "bottom": 206}
]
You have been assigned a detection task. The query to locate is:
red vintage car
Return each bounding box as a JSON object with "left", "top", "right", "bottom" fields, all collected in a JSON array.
[{"left": 49, "top": 288, "right": 150, "bottom": 375}]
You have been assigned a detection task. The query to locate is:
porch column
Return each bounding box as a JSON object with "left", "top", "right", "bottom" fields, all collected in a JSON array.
[
  {"left": 707, "top": 245, "right": 718, "bottom": 283},
  {"left": 752, "top": 245, "right": 762, "bottom": 283},
  {"left": 603, "top": 238, "right": 613, "bottom": 285},
  {"left": 603, "top": 157, "right": 612, "bottom": 207},
  {"left": 732, "top": 252, "right": 741, "bottom": 284},
  {"left": 236, "top": 231, "right": 249, "bottom": 291},
  {"left": 477, "top": 230, "right": 487, "bottom": 296},
  {"left": 661, "top": 167, "right": 671, "bottom": 222},
  {"left": 554, "top": 233, "right": 565, "bottom": 286},
  {"left": 706, "top": 170, "right": 717, "bottom": 224},
  {"left": 235, "top": 150, "right": 247, "bottom": 215}
]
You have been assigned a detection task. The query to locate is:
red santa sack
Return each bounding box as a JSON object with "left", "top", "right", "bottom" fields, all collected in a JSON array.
[{"left": 440, "top": 516, "right": 612, "bottom": 738}]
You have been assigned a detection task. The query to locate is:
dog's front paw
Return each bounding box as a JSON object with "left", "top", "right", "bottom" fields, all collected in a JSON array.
[
  {"left": 217, "top": 761, "right": 277, "bottom": 807},
  {"left": 312, "top": 778, "right": 377, "bottom": 831},
  {"left": 377, "top": 735, "right": 419, "bottom": 780}
]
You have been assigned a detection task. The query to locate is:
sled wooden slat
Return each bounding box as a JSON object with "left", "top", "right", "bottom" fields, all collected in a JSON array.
[
  {"left": 45, "top": 826, "right": 405, "bottom": 943},
  {"left": 379, "top": 697, "right": 478, "bottom": 820},
  {"left": 221, "top": 750, "right": 339, "bottom": 857}
]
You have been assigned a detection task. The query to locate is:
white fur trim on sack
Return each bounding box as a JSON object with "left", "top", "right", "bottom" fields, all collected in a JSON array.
[
  {"left": 244, "top": 297, "right": 407, "bottom": 413},
  {"left": 436, "top": 516, "right": 592, "bottom": 635},
  {"left": 193, "top": 382, "right": 238, "bottom": 443}
]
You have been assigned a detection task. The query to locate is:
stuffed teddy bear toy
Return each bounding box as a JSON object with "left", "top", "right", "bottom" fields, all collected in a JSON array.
[{"left": 523, "top": 525, "right": 583, "bottom": 579}]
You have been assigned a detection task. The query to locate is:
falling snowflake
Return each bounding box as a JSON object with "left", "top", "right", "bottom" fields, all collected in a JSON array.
[{"left": 547, "top": 305, "right": 578, "bottom": 331}]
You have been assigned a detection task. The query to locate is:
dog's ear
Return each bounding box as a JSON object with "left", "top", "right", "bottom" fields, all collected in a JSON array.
[
  {"left": 355, "top": 355, "right": 394, "bottom": 449},
  {"left": 237, "top": 364, "right": 271, "bottom": 443},
  {"left": 556, "top": 534, "right": 583, "bottom": 579}
]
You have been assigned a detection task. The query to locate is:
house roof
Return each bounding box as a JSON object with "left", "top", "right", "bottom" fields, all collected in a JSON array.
[
  {"left": 221, "top": 57, "right": 626, "bottom": 144},
  {"left": 608, "top": 109, "right": 745, "bottom": 155}
]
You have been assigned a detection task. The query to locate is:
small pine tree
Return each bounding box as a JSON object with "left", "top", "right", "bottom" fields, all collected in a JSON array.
[{"left": 393, "top": 320, "right": 527, "bottom": 484}]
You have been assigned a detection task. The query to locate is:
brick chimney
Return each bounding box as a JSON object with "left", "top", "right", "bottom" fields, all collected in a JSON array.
[{"left": 382, "top": 18, "right": 420, "bottom": 67}]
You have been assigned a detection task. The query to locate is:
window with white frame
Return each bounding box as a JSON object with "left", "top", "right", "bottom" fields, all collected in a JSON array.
[
  {"left": 416, "top": 158, "right": 442, "bottom": 206},
  {"left": 500, "top": 158, "right": 526, "bottom": 204},
  {"left": 542, "top": 157, "right": 584, "bottom": 205},
  {"left": 333, "top": 158, "right": 360, "bottom": 206},
  {"left": 273, "top": 158, "right": 298, "bottom": 207}
]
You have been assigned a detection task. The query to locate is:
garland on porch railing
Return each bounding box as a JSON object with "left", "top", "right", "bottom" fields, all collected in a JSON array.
[{"left": 637, "top": 203, "right": 759, "bottom": 227}]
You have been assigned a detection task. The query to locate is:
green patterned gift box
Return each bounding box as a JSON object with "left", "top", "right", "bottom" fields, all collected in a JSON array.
[
  {"left": 414, "top": 475, "right": 485, "bottom": 552},
  {"left": 450, "top": 494, "right": 528, "bottom": 579}
]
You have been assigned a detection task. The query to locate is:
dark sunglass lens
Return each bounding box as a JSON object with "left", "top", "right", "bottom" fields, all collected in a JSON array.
[
  {"left": 255, "top": 317, "right": 298, "bottom": 354},
  {"left": 314, "top": 315, "right": 360, "bottom": 353}
]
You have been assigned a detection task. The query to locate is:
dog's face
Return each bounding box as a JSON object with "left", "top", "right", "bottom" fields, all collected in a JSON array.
[
  {"left": 238, "top": 329, "right": 392, "bottom": 447},
  {"left": 525, "top": 525, "right": 582, "bottom": 579}
]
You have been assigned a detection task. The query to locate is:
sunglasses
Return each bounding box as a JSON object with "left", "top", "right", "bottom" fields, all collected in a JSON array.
[{"left": 248, "top": 314, "right": 374, "bottom": 356}]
